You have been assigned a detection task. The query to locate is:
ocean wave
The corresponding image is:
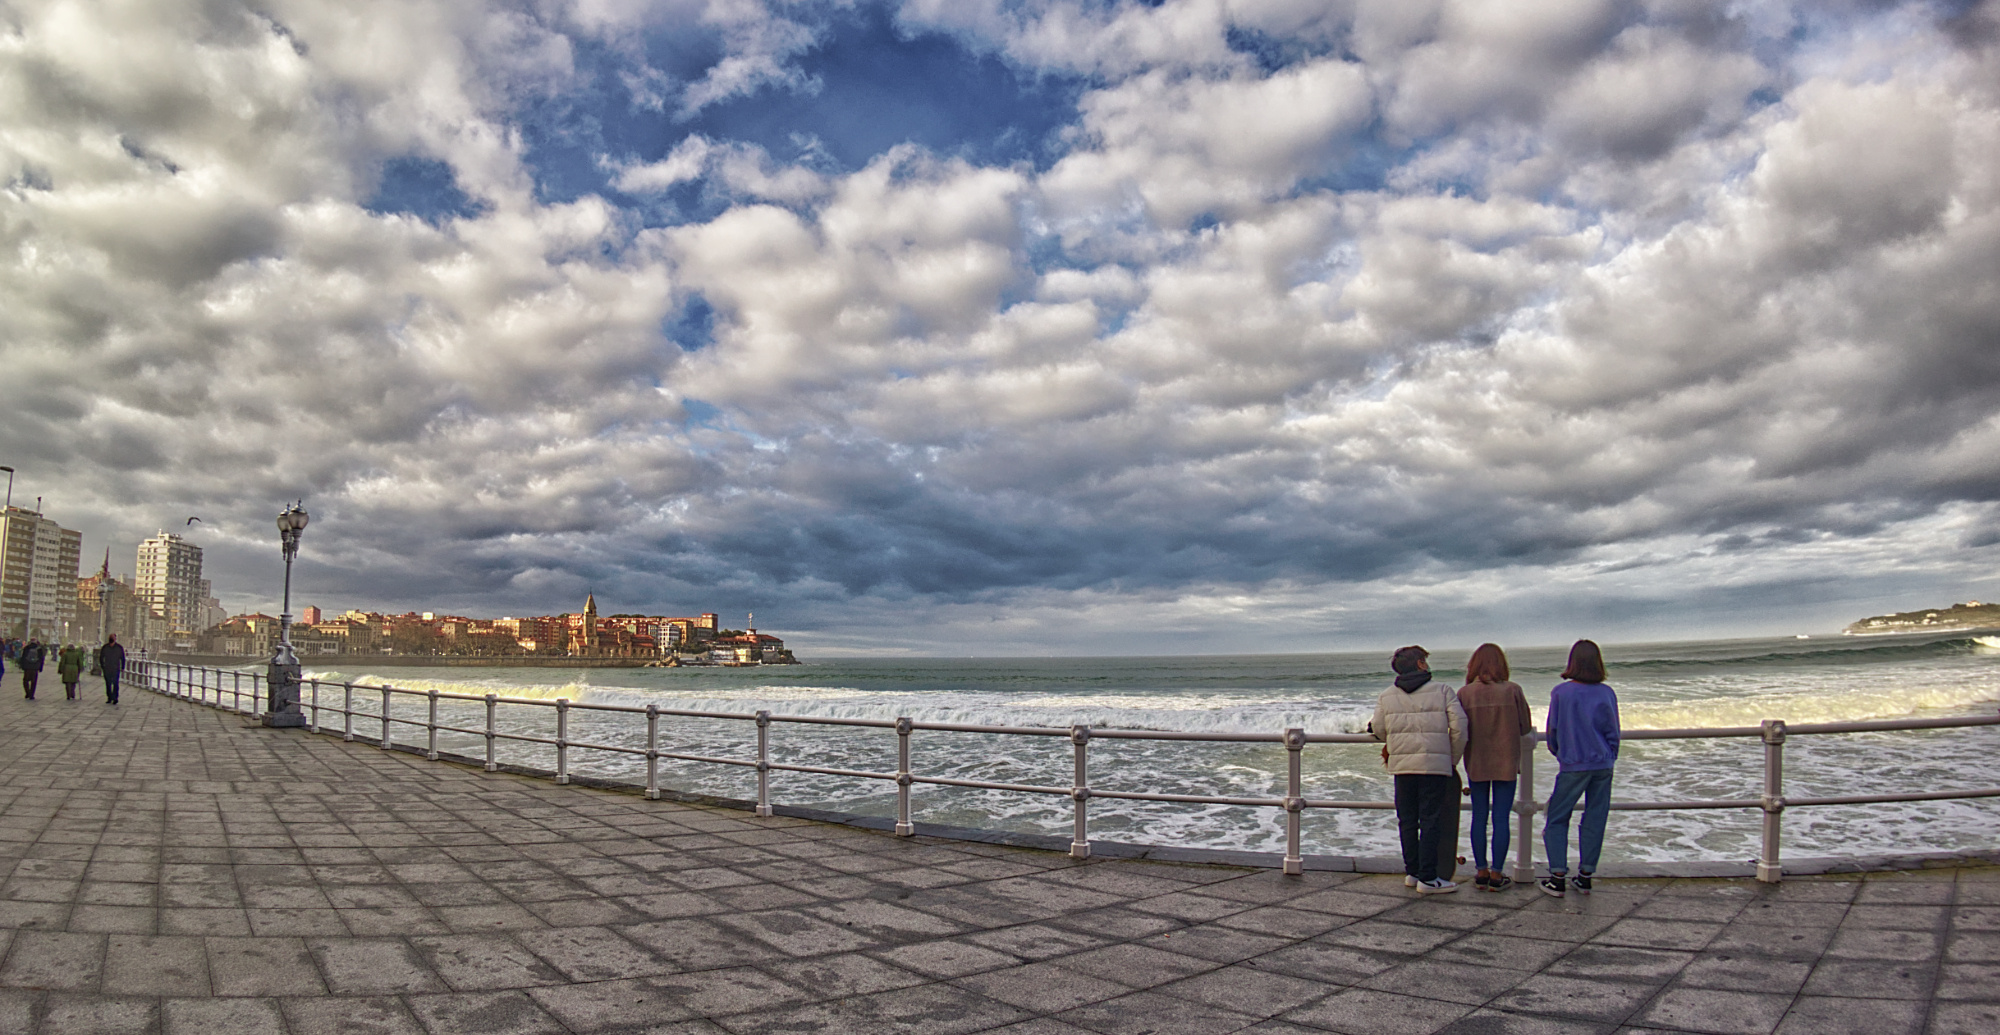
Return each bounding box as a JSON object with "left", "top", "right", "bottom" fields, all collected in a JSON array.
[
  {"left": 304, "top": 671, "right": 604, "bottom": 703},
  {"left": 1619, "top": 679, "right": 2000, "bottom": 730},
  {"left": 1608, "top": 636, "right": 1998, "bottom": 672},
  {"left": 555, "top": 692, "right": 1381, "bottom": 736}
]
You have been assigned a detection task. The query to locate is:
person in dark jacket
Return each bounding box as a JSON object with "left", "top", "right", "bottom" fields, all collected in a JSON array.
[
  {"left": 57, "top": 643, "right": 86, "bottom": 699},
  {"left": 1539, "top": 639, "right": 1621, "bottom": 898},
  {"left": 97, "top": 635, "right": 126, "bottom": 705},
  {"left": 19, "top": 639, "right": 45, "bottom": 699}
]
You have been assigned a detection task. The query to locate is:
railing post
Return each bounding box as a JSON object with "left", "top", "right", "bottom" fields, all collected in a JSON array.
[
  {"left": 342, "top": 682, "right": 354, "bottom": 742},
  {"left": 645, "top": 705, "right": 660, "bottom": 800},
  {"left": 233, "top": 670, "right": 241, "bottom": 713},
  {"left": 555, "top": 699, "right": 570, "bottom": 784},
  {"left": 754, "top": 711, "right": 772, "bottom": 817},
  {"left": 895, "top": 718, "right": 914, "bottom": 836},
  {"left": 307, "top": 679, "right": 319, "bottom": 731},
  {"left": 1069, "top": 724, "right": 1092, "bottom": 859},
  {"left": 379, "top": 686, "right": 391, "bottom": 749},
  {"left": 483, "top": 694, "right": 498, "bottom": 771},
  {"left": 1758, "top": 719, "right": 1786, "bottom": 884},
  {"left": 1283, "top": 727, "right": 1306, "bottom": 875},
  {"left": 1513, "top": 731, "right": 1538, "bottom": 883},
  {"left": 426, "top": 689, "right": 439, "bottom": 760}
]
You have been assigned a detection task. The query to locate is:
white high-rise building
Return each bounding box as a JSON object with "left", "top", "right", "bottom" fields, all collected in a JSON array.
[
  {"left": 0, "top": 506, "right": 82, "bottom": 641},
  {"left": 136, "top": 532, "right": 206, "bottom": 644}
]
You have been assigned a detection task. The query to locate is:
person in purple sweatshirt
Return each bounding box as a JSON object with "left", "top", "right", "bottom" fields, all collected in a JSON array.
[{"left": 1539, "top": 639, "right": 1620, "bottom": 897}]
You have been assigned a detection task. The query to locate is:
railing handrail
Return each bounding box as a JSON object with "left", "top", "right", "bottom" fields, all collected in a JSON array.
[
  {"left": 126, "top": 659, "right": 2000, "bottom": 883},
  {"left": 195, "top": 670, "right": 2000, "bottom": 740}
]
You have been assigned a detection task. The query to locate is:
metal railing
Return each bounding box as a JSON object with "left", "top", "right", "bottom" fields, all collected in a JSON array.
[{"left": 129, "top": 659, "right": 2000, "bottom": 883}]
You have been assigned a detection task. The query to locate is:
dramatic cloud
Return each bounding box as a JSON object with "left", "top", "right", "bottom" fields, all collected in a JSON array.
[{"left": 5, "top": 0, "right": 1999, "bottom": 653}]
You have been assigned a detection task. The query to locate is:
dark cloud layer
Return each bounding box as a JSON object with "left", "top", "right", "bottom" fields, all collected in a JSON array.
[{"left": 5, "top": 0, "right": 2000, "bottom": 654}]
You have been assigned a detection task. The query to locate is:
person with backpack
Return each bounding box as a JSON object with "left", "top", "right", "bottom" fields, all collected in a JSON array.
[
  {"left": 18, "top": 638, "right": 45, "bottom": 700},
  {"left": 1540, "top": 639, "right": 1622, "bottom": 897},
  {"left": 1460, "top": 643, "right": 1533, "bottom": 891},
  {"left": 57, "top": 643, "right": 86, "bottom": 700},
  {"left": 1370, "top": 645, "right": 1468, "bottom": 894}
]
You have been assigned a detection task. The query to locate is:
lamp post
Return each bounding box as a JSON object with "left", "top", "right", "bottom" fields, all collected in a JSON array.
[{"left": 264, "top": 501, "right": 310, "bottom": 727}]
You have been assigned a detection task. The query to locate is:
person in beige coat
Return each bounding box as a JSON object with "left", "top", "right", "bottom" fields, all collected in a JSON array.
[{"left": 1370, "top": 645, "right": 1468, "bottom": 893}]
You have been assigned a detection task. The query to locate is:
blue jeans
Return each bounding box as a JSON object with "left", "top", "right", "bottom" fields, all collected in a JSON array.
[
  {"left": 1542, "top": 767, "right": 1614, "bottom": 875},
  {"left": 1469, "top": 780, "right": 1516, "bottom": 870}
]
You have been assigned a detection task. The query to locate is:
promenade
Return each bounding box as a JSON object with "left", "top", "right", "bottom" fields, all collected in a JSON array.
[{"left": 0, "top": 682, "right": 1994, "bottom": 1035}]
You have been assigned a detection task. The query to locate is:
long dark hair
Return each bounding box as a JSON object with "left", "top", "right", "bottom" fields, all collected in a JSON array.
[
  {"left": 1465, "top": 643, "right": 1510, "bottom": 683},
  {"left": 1562, "top": 639, "right": 1606, "bottom": 684}
]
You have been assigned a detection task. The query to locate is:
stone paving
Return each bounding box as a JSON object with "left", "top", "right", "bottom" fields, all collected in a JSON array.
[{"left": 0, "top": 679, "right": 1996, "bottom": 1035}]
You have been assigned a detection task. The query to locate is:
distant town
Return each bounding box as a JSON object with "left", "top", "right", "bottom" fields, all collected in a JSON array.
[{"left": 1, "top": 508, "right": 794, "bottom": 665}]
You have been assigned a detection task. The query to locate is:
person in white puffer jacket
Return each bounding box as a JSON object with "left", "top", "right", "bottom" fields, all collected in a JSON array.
[{"left": 1370, "top": 645, "right": 1468, "bottom": 893}]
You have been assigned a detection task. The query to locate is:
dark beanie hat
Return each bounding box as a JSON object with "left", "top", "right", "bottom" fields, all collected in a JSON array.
[{"left": 1391, "top": 645, "right": 1429, "bottom": 675}]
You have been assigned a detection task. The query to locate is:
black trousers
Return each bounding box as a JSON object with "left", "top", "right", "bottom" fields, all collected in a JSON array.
[
  {"left": 21, "top": 671, "right": 37, "bottom": 699},
  {"left": 1394, "top": 773, "right": 1455, "bottom": 882},
  {"left": 104, "top": 670, "right": 121, "bottom": 703}
]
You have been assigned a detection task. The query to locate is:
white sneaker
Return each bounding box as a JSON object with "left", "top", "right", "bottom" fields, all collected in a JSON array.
[
  {"left": 1404, "top": 875, "right": 1418, "bottom": 887},
  {"left": 1416, "top": 878, "right": 1458, "bottom": 895}
]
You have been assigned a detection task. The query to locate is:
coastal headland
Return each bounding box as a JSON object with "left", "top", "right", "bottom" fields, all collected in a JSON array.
[{"left": 1844, "top": 599, "right": 2000, "bottom": 635}]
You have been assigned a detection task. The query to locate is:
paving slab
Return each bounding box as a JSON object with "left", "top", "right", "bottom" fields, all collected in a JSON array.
[{"left": 0, "top": 681, "right": 1994, "bottom": 1034}]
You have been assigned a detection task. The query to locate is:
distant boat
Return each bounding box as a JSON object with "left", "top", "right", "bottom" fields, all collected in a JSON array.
[{"left": 1795, "top": 634, "right": 1810, "bottom": 639}]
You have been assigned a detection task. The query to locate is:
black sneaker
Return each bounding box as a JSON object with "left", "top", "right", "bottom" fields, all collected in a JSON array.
[
  {"left": 1538, "top": 874, "right": 1566, "bottom": 898},
  {"left": 1487, "top": 873, "right": 1513, "bottom": 892},
  {"left": 1573, "top": 873, "right": 1592, "bottom": 895},
  {"left": 1473, "top": 871, "right": 1491, "bottom": 890}
]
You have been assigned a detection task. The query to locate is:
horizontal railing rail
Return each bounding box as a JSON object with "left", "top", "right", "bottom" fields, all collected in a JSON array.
[{"left": 127, "top": 659, "right": 2000, "bottom": 883}]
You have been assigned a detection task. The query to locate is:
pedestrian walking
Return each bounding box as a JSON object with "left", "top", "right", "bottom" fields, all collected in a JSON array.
[
  {"left": 18, "top": 638, "right": 45, "bottom": 700},
  {"left": 57, "top": 643, "right": 86, "bottom": 700},
  {"left": 1459, "top": 643, "right": 1533, "bottom": 891},
  {"left": 1539, "top": 639, "right": 1621, "bottom": 897},
  {"left": 1371, "top": 645, "right": 1468, "bottom": 894},
  {"left": 97, "top": 635, "right": 125, "bottom": 705}
]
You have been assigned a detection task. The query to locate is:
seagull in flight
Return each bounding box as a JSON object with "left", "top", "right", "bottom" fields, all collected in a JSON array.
[{"left": 185, "top": 517, "right": 202, "bottom": 526}]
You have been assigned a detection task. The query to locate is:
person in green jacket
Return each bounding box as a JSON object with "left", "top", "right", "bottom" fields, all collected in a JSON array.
[{"left": 57, "top": 643, "right": 87, "bottom": 700}]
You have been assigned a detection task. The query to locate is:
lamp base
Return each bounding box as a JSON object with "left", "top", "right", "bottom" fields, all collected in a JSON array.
[{"left": 266, "top": 654, "right": 304, "bottom": 729}]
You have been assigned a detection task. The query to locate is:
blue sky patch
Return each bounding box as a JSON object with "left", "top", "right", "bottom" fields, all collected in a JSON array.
[
  {"left": 665, "top": 293, "right": 717, "bottom": 352},
  {"left": 365, "top": 157, "right": 486, "bottom": 222},
  {"left": 680, "top": 6, "right": 1082, "bottom": 172}
]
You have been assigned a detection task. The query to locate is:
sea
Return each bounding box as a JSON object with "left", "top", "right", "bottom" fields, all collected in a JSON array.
[{"left": 297, "top": 633, "right": 2000, "bottom": 866}]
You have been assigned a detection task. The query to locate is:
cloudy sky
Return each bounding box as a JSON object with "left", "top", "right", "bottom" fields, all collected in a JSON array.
[{"left": 5, "top": 0, "right": 1999, "bottom": 655}]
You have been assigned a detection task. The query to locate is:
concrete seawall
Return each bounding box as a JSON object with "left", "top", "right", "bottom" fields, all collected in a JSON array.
[{"left": 160, "top": 653, "right": 674, "bottom": 669}]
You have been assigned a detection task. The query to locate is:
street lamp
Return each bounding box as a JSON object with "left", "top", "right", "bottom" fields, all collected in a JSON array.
[{"left": 265, "top": 501, "right": 310, "bottom": 727}]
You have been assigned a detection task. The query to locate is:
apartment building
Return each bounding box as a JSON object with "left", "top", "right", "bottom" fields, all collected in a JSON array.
[
  {"left": 136, "top": 532, "right": 206, "bottom": 645},
  {"left": 0, "top": 505, "right": 83, "bottom": 640}
]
